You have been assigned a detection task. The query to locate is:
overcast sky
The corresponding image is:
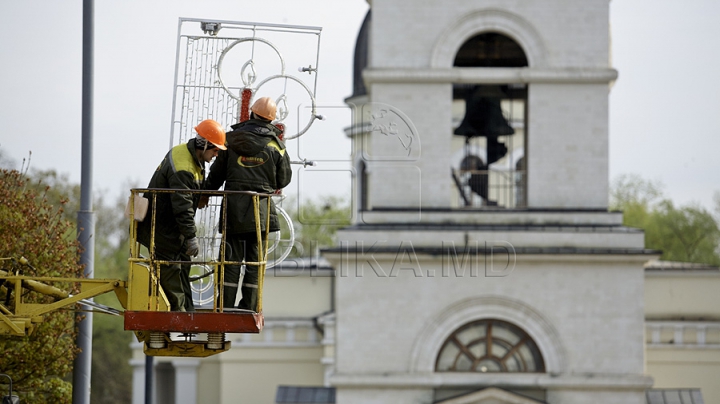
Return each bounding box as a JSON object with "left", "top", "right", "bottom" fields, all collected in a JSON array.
[{"left": 1, "top": 0, "right": 718, "bottom": 210}]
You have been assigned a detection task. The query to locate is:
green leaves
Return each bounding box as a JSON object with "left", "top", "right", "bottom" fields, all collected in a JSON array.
[
  {"left": 611, "top": 174, "right": 720, "bottom": 266},
  {"left": 284, "top": 196, "right": 352, "bottom": 257},
  {"left": 0, "top": 169, "right": 82, "bottom": 404},
  {"left": 648, "top": 200, "right": 720, "bottom": 265},
  {"left": 0, "top": 169, "right": 134, "bottom": 403}
]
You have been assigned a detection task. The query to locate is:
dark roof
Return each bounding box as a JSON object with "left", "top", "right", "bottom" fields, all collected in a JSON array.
[
  {"left": 337, "top": 223, "right": 642, "bottom": 233},
  {"left": 646, "top": 389, "right": 704, "bottom": 404},
  {"left": 276, "top": 386, "right": 335, "bottom": 404},
  {"left": 351, "top": 10, "right": 371, "bottom": 98},
  {"left": 322, "top": 245, "right": 659, "bottom": 256}
]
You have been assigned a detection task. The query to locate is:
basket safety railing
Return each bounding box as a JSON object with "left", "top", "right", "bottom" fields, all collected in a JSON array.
[{"left": 127, "top": 188, "right": 274, "bottom": 314}]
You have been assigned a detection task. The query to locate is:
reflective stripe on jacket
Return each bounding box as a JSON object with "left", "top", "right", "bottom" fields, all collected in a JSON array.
[{"left": 138, "top": 139, "right": 204, "bottom": 255}]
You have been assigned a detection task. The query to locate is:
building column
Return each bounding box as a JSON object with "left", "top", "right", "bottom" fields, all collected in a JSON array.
[
  {"left": 318, "top": 313, "right": 336, "bottom": 387},
  {"left": 172, "top": 359, "right": 201, "bottom": 404},
  {"left": 129, "top": 358, "right": 146, "bottom": 404}
]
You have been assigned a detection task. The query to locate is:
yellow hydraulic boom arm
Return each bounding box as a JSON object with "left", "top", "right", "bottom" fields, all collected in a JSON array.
[
  {"left": 0, "top": 257, "right": 126, "bottom": 337},
  {"left": 0, "top": 188, "right": 274, "bottom": 358}
]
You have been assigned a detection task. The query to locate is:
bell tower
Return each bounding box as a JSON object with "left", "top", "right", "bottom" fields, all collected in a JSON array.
[
  {"left": 325, "top": 1, "right": 656, "bottom": 403},
  {"left": 346, "top": 4, "right": 617, "bottom": 214}
]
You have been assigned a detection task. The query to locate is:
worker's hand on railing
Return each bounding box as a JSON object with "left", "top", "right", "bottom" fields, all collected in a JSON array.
[
  {"left": 185, "top": 237, "right": 199, "bottom": 257},
  {"left": 198, "top": 195, "right": 210, "bottom": 209}
]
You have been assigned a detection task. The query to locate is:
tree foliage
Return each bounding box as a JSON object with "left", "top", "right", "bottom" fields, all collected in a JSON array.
[
  {"left": 0, "top": 169, "right": 82, "bottom": 403},
  {"left": 284, "top": 196, "right": 352, "bottom": 257},
  {"left": 0, "top": 167, "right": 134, "bottom": 403},
  {"left": 611, "top": 174, "right": 720, "bottom": 265}
]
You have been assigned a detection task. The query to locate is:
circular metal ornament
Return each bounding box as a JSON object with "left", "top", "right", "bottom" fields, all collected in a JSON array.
[
  {"left": 254, "top": 74, "right": 319, "bottom": 140},
  {"left": 217, "top": 37, "right": 285, "bottom": 100}
]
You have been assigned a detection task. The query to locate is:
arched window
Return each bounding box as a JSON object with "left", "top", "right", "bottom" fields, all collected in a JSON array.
[
  {"left": 435, "top": 319, "right": 544, "bottom": 373},
  {"left": 454, "top": 32, "right": 528, "bottom": 67},
  {"left": 358, "top": 159, "right": 368, "bottom": 210},
  {"left": 451, "top": 33, "right": 528, "bottom": 209}
]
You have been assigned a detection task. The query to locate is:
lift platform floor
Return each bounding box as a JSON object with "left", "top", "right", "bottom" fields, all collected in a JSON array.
[{"left": 124, "top": 310, "right": 263, "bottom": 334}]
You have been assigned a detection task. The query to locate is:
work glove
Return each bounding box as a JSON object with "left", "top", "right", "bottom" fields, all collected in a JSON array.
[{"left": 185, "top": 237, "right": 199, "bottom": 257}]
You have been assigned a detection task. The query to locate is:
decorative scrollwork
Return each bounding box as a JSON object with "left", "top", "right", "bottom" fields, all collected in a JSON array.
[{"left": 217, "top": 37, "right": 285, "bottom": 101}]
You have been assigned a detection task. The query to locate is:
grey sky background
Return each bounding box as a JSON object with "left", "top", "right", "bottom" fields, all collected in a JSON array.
[{"left": 0, "top": 0, "right": 718, "bottom": 210}]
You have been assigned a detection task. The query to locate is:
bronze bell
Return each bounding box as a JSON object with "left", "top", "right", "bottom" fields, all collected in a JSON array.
[{"left": 454, "top": 85, "right": 515, "bottom": 140}]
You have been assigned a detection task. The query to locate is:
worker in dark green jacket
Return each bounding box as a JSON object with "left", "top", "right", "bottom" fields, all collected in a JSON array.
[
  {"left": 138, "top": 119, "right": 226, "bottom": 311},
  {"left": 205, "top": 97, "right": 292, "bottom": 310}
]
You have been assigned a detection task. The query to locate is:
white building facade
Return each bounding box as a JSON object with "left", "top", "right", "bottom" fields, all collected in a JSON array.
[{"left": 324, "top": 0, "right": 655, "bottom": 403}]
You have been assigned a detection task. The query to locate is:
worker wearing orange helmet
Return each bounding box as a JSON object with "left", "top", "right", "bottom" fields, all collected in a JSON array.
[
  {"left": 137, "top": 119, "right": 226, "bottom": 311},
  {"left": 205, "top": 97, "right": 292, "bottom": 310}
]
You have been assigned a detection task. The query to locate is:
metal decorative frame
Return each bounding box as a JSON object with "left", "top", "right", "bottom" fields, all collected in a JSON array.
[
  {"left": 216, "top": 37, "right": 286, "bottom": 96},
  {"left": 169, "top": 18, "right": 322, "bottom": 146},
  {"left": 253, "top": 74, "right": 319, "bottom": 139},
  {"left": 168, "top": 18, "right": 323, "bottom": 306}
]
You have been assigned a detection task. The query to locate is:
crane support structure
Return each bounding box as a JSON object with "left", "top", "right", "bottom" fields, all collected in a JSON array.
[
  {"left": 0, "top": 188, "right": 278, "bottom": 358},
  {"left": 0, "top": 268, "right": 126, "bottom": 337}
]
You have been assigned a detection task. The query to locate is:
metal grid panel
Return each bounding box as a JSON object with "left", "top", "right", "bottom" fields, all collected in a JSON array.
[
  {"left": 169, "top": 18, "right": 322, "bottom": 148},
  {"left": 276, "top": 386, "right": 336, "bottom": 403},
  {"left": 167, "top": 19, "right": 322, "bottom": 306},
  {"left": 173, "top": 36, "right": 239, "bottom": 147}
]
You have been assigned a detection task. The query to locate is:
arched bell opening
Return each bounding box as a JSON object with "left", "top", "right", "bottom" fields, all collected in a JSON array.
[
  {"left": 451, "top": 33, "right": 528, "bottom": 209},
  {"left": 454, "top": 32, "right": 529, "bottom": 68}
]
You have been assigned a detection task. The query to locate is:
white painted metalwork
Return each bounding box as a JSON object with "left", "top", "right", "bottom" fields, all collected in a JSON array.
[{"left": 168, "top": 18, "right": 323, "bottom": 306}]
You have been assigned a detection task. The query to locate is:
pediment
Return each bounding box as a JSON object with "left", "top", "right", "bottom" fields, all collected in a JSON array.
[{"left": 436, "top": 387, "right": 543, "bottom": 404}]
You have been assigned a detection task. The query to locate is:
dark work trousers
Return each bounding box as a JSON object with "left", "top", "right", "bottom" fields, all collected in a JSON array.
[
  {"left": 178, "top": 252, "right": 195, "bottom": 312},
  {"left": 223, "top": 232, "right": 259, "bottom": 311},
  {"left": 155, "top": 249, "right": 190, "bottom": 312}
]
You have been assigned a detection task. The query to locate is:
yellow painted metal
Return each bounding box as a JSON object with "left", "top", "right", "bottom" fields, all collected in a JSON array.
[
  {"left": 144, "top": 343, "right": 230, "bottom": 357},
  {"left": 145, "top": 341, "right": 231, "bottom": 357},
  {"left": 126, "top": 188, "right": 271, "bottom": 314},
  {"left": 0, "top": 270, "right": 69, "bottom": 300},
  {"left": 1, "top": 188, "right": 275, "bottom": 358},
  {"left": 215, "top": 192, "right": 229, "bottom": 310},
  {"left": 0, "top": 313, "right": 29, "bottom": 336},
  {"left": 126, "top": 261, "right": 170, "bottom": 312},
  {"left": 133, "top": 330, "right": 232, "bottom": 357},
  {"left": 255, "top": 195, "right": 272, "bottom": 314},
  {"left": 0, "top": 269, "right": 126, "bottom": 337}
]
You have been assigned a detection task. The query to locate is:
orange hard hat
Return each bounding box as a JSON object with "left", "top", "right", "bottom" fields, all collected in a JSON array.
[
  {"left": 251, "top": 97, "right": 277, "bottom": 121},
  {"left": 194, "top": 119, "right": 227, "bottom": 150}
]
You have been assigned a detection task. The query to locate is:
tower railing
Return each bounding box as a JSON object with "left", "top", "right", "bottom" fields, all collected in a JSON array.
[{"left": 452, "top": 168, "right": 526, "bottom": 209}]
